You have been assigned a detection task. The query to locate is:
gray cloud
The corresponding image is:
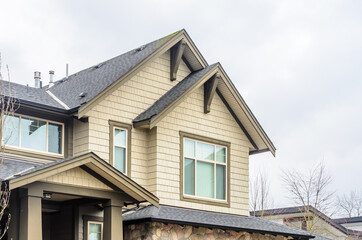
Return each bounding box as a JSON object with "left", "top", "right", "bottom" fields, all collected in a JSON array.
[{"left": 1, "top": 0, "right": 362, "bottom": 210}]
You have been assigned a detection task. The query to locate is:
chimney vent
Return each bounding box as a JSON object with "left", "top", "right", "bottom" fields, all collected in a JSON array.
[
  {"left": 34, "top": 71, "right": 41, "bottom": 88},
  {"left": 49, "top": 70, "right": 55, "bottom": 87}
]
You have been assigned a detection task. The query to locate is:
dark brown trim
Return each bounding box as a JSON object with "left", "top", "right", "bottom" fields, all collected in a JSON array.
[
  {"left": 83, "top": 215, "right": 104, "bottom": 240},
  {"left": 109, "top": 120, "right": 132, "bottom": 176},
  {"left": 216, "top": 89, "right": 258, "bottom": 150},
  {"left": 181, "top": 56, "right": 194, "bottom": 72},
  {"left": 170, "top": 39, "right": 186, "bottom": 81},
  {"left": 179, "top": 131, "right": 230, "bottom": 208},
  {"left": 204, "top": 74, "right": 219, "bottom": 113}
]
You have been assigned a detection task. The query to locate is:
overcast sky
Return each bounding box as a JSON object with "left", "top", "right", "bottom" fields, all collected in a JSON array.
[{"left": 1, "top": 0, "right": 362, "bottom": 213}]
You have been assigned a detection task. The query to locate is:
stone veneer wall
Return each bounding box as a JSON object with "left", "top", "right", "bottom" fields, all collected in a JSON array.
[{"left": 124, "top": 222, "right": 289, "bottom": 240}]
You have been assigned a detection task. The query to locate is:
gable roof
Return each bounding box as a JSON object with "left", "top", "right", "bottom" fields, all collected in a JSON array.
[
  {"left": 133, "top": 62, "right": 276, "bottom": 155},
  {"left": 3, "top": 29, "right": 275, "bottom": 155},
  {"left": 123, "top": 205, "right": 314, "bottom": 239},
  {"left": 133, "top": 63, "right": 218, "bottom": 124},
  {"left": 6, "top": 152, "right": 159, "bottom": 206}
]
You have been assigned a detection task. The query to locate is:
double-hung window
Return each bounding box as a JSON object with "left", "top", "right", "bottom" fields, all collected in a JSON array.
[
  {"left": 2, "top": 114, "right": 63, "bottom": 155},
  {"left": 109, "top": 120, "right": 131, "bottom": 175},
  {"left": 113, "top": 127, "right": 127, "bottom": 174},
  {"left": 182, "top": 135, "right": 228, "bottom": 202}
]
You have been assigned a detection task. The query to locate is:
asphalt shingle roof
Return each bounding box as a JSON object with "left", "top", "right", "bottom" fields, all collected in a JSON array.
[
  {"left": 123, "top": 205, "right": 314, "bottom": 239},
  {"left": 0, "top": 158, "right": 40, "bottom": 180},
  {"left": 48, "top": 32, "right": 181, "bottom": 110},
  {"left": 133, "top": 64, "right": 217, "bottom": 123},
  {"left": 0, "top": 80, "right": 65, "bottom": 110}
]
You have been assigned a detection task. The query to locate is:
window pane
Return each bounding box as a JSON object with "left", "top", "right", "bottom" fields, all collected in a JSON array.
[
  {"left": 21, "top": 117, "right": 46, "bottom": 152},
  {"left": 196, "top": 142, "right": 214, "bottom": 160},
  {"left": 216, "top": 146, "right": 226, "bottom": 163},
  {"left": 114, "top": 128, "right": 126, "bottom": 146},
  {"left": 114, "top": 146, "right": 125, "bottom": 173},
  {"left": 89, "top": 223, "right": 102, "bottom": 240},
  {"left": 3, "top": 115, "right": 19, "bottom": 147},
  {"left": 184, "top": 139, "right": 195, "bottom": 157},
  {"left": 216, "top": 165, "right": 226, "bottom": 200},
  {"left": 196, "top": 161, "right": 214, "bottom": 198},
  {"left": 184, "top": 158, "right": 195, "bottom": 195},
  {"left": 48, "top": 123, "right": 62, "bottom": 154}
]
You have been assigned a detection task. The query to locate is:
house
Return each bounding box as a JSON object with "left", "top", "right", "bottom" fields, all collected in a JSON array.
[
  {"left": 0, "top": 29, "right": 317, "bottom": 240},
  {"left": 252, "top": 206, "right": 362, "bottom": 240},
  {"left": 334, "top": 217, "right": 362, "bottom": 232}
]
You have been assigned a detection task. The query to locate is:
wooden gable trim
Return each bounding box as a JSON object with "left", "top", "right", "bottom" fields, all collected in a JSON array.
[
  {"left": 204, "top": 73, "right": 220, "bottom": 113},
  {"left": 216, "top": 89, "right": 258, "bottom": 150},
  {"left": 170, "top": 39, "right": 186, "bottom": 81},
  {"left": 9, "top": 152, "right": 159, "bottom": 206},
  {"left": 216, "top": 65, "right": 276, "bottom": 156},
  {"left": 149, "top": 65, "right": 219, "bottom": 129},
  {"left": 78, "top": 30, "right": 208, "bottom": 118}
]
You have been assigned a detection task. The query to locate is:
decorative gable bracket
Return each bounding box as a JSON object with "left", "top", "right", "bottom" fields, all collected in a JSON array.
[
  {"left": 170, "top": 39, "right": 186, "bottom": 81},
  {"left": 204, "top": 73, "right": 220, "bottom": 113}
]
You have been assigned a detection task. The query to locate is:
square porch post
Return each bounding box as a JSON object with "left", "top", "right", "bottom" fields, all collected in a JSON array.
[
  {"left": 19, "top": 187, "right": 43, "bottom": 240},
  {"left": 103, "top": 199, "right": 123, "bottom": 240}
]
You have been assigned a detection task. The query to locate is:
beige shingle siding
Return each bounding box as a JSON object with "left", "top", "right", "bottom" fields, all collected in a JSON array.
[
  {"left": 73, "top": 119, "right": 89, "bottom": 155},
  {"left": 41, "top": 167, "right": 112, "bottom": 190},
  {"left": 74, "top": 50, "right": 250, "bottom": 215},
  {"left": 156, "top": 86, "right": 250, "bottom": 215},
  {"left": 84, "top": 51, "right": 190, "bottom": 189}
]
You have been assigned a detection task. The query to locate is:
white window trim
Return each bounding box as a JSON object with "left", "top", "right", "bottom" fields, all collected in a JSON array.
[
  {"left": 88, "top": 221, "right": 103, "bottom": 240},
  {"left": 2, "top": 113, "right": 65, "bottom": 156},
  {"left": 113, "top": 126, "right": 128, "bottom": 175},
  {"left": 183, "top": 137, "right": 228, "bottom": 202}
]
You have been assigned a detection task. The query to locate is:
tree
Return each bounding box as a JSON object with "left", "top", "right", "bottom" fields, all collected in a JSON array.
[
  {"left": 0, "top": 53, "right": 18, "bottom": 239},
  {"left": 250, "top": 170, "right": 273, "bottom": 217},
  {"left": 337, "top": 190, "right": 362, "bottom": 218},
  {"left": 282, "top": 163, "right": 334, "bottom": 233}
]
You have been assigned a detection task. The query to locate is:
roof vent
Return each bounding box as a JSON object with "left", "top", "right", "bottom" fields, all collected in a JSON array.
[
  {"left": 135, "top": 45, "right": 146, "bottom": 52},
  {"left": 49, "top": 70, "right": 55, "bottom": 87},
  {"left": 79, "top": 92, "right": 87, "bottom": 98},
  {"left": 93, "top": 63, "right": 103, "bottom": 69},
  {"left": 34, "top": 71, "right": 41, "bottom": 88}
]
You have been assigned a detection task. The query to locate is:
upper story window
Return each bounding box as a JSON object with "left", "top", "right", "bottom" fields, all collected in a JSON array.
[
  {"left": 113, "top": 127, "right": 127, "bottom": 173},
  {"left": 183, "top": 136, "right": 228, "bottom": 202},
  {"left": 2, "top": 114, "right": 64, "bottom": 155},
  {"left": 109, "top": 120, "right": 132, "bottom": 175}
]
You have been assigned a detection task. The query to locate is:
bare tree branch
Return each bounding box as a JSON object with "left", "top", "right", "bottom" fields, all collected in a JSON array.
[{"left": 282, "top": 163, "right": 334, "bottom": 233}]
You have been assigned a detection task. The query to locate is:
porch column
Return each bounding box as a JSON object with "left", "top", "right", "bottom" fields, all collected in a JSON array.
[
  {"left": 103, "top": 199, "right": 123, "bottom": 240},
  {"left": 19, "top": 187, "right": 43, "bottom": 240}
]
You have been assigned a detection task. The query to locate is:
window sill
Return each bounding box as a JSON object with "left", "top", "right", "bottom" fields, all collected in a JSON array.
[
  {"left": 181, "top": 194, "right": 230, "bottom": 207},
  {"left": 4, "top": 146, "right": 64, "bottom": 160}
]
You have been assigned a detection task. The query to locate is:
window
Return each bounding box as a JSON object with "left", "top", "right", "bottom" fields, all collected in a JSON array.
[
  {"left": 88, "top": 221, "right": 103, "bottom": 240},
  {"left": 2, "top": 114, "right": 63, "bottom": 155},
  {"left": 113, "top": 127, "right": 127, "bottom": 173},
  {"left": 109, "top": 121, "right": 132, "bottom": 175},
  {"left": 182, "top": 134, "right": 229, "bottom": 203}
]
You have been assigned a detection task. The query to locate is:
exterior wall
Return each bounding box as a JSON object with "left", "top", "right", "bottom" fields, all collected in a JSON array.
[
  {"left": 84, "top": 51, "right": 190, "bottom": 188},
  {"left": 41, "top": 167, "right": 113, "bottom": 190},
  {"left": 155, "top": 86, "right": 251, "bottom": 215},
  {"left": 78, "top": 205, "right": 103, "bottom": 240},
  {"left": 73, "top": 119, "right": 90, "bottom": 156},
  {"left": 124, "top": 222, "right": 288, "bottom": 240}
]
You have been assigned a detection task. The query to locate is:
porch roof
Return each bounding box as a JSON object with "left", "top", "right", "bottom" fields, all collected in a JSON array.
[{"left": 2, "top": 152, "right": 159, "bottom": 207}]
